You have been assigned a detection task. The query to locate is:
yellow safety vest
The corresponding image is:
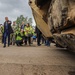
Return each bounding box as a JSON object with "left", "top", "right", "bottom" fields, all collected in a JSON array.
[
  {"left": 24, "top": 26, "right": 33, "bottom": 36},
  {"left": 15, "top": 31, "right": 22, "bottom": 41}
]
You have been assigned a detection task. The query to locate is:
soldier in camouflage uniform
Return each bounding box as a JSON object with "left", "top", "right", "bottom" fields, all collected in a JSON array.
[
  {"left": 0, "top": 25, "right": 4, "bottom": 44},
  {"left": 11, "top": 21, "right": 17, "bottom": 45}
]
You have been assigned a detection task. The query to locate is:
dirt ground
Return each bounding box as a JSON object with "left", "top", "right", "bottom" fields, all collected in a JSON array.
[{"left": 0, "top": 43, "right": 75, "bottom": 75}]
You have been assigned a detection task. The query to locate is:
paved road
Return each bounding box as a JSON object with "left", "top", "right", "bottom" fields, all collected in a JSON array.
[{"left": 0, "top": 43, "right": 75, "bottom": 75}]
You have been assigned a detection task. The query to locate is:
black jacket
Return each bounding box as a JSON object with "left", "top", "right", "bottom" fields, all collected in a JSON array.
[
  {"left": 4, "top": 20, "right": 13, "bottom": 34},
  {"left": 21, "top": 24, "right": 26, "bottom": 30},
  {"left": 35, "top": 26, "right": 42, "bottom": 35}
]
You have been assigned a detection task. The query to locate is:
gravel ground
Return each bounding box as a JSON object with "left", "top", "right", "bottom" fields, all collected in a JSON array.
[{"left": 0, "top": 43, "right": 75, "bottom": 75}]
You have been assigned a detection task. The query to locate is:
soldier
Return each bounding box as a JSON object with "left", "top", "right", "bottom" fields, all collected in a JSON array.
[
  {"left": 1, "top": 25, "right": 4, "bottom": 44},
  {"left": 11, "top": 21, "right": 17, "bottom": 45}
]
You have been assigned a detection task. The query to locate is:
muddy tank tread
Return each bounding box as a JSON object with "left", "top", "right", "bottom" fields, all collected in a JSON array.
[{"left": 53, "top": 34, "right": 75, "bottom": 52}]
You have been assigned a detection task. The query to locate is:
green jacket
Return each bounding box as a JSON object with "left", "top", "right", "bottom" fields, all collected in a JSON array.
[{"left": 12, "top": 25, "right": 17, "bottom": 33}]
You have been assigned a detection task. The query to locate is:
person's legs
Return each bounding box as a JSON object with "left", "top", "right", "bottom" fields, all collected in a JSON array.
[
  {"left": 37, "top": 35, "right": 40, "bottom": 45},
  {"left": 37, "top": 34, "right": 41, "bottom": 46},
  {"left": 16, "top": 40, "right": 19, "bottom": 46},
  {"left": 8, "top": 33, "right": 10, "bottom": 46},
  {"left": 22, "top": 35, "right": 25, "bottom": 44},
  {"left": 47, "top": 40, "right": 50, "bottom": 46},
  {"left": 25, "top": 36, "right": 27, "bottom": 45},
  {"left": 33, "top": 38, "right": 35, "bottom": 42},
  {"left": 12, "top": 34, "right": 16, "bottom": 45},
  {"left": 10, "top": 33, "right": 13, "bottom": 45},
  {"left": 19, "top": 40, "right": 23, "bottom": 46},
  {"left": 28, "top": 37, "right": 31, "bottom": 45},
  {"left": 31, "top": 37, "right": 33, "bottom": 44},
  {"left": 4, "top": 32, "right": 7, "bottom": 47},
  {"left": 18, "top": 40, "right": 23, "bottom": 46},
  {"left": 45, "top": 39, "right": 50, "bottom": 46},
  {"left": 45, "top": 40, "right": 47, "bottom": 46},
  {"left": 2, "top": 33, "right": 4, "bottom": 44},
  {"left": 42, "top": 37, "right": 45, "bottom": 44}
]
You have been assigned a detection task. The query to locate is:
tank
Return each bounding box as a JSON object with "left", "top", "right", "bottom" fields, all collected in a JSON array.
[{"left": 29, "top": 0, "right": 75, "bottom": 52}]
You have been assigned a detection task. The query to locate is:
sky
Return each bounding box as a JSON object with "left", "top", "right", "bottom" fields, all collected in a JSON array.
[{"left": 0, "top": 0, "right": 36, "bottom": 26}]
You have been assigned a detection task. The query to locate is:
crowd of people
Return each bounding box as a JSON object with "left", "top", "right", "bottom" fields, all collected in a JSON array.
[{"left": 0, "top": 17, "right": 51, "bottom": 48}]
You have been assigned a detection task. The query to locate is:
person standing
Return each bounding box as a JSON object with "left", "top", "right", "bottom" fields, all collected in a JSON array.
[
  {"left": 45, "top": 39, "right": 50, "bottom": 46},
  {"left": 21, "top": 21, "right": 26, "bottom": 43},
  {"left": 12, "top": 21, "right": 17, "bottom": 32},
  {"left": 21, "top": 21, "right": 26, "bottom": 31},
  {"left": 11, "top": 21, "right": 17, "bottom": 45},
  {"left": 35, "top": 26, "right": 42, "bottom": 46},
  {"left": 3, "top": 17, "right": 12, "bottom": 48},
  {"left": 1, "top": 25, "right": 4, "bottom": 44}
]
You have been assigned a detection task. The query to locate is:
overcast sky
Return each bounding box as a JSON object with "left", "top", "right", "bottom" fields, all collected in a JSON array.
[{"left": 0, "top": 0, "right": 36, "bottom": 26}]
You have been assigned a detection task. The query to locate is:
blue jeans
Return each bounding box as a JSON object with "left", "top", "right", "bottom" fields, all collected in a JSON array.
[
  {"left": 45, "top": 40, "right": 50, "bottom": 46},
  {"left": 4, "top": 32, "right": 10, "bottom": 46}
]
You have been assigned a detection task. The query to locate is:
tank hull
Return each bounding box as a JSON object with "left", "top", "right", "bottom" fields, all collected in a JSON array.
[{"left": 29, "top": 0, "right": 75, "bottom": 52}]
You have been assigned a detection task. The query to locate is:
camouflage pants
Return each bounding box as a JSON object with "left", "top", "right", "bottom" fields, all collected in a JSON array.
[{"left": 10, "top": 33, "right": 16, "bottom": 45}]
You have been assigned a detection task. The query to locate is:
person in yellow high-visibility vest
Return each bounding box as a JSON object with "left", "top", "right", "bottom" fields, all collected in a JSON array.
[
  {"left": 15, "top": 28, "right": 23, "bottom": 46},
  {"left": 24, "top": 23, "right": 33, "bottom": 46}
]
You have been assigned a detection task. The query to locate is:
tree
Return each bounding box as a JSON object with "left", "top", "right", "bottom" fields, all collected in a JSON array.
[
  {"left": 16, "top": 15, "right": 32, "bottom": 27},
  {"left": 28, "top": 18, "right": 32, "bottom": 25}
]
